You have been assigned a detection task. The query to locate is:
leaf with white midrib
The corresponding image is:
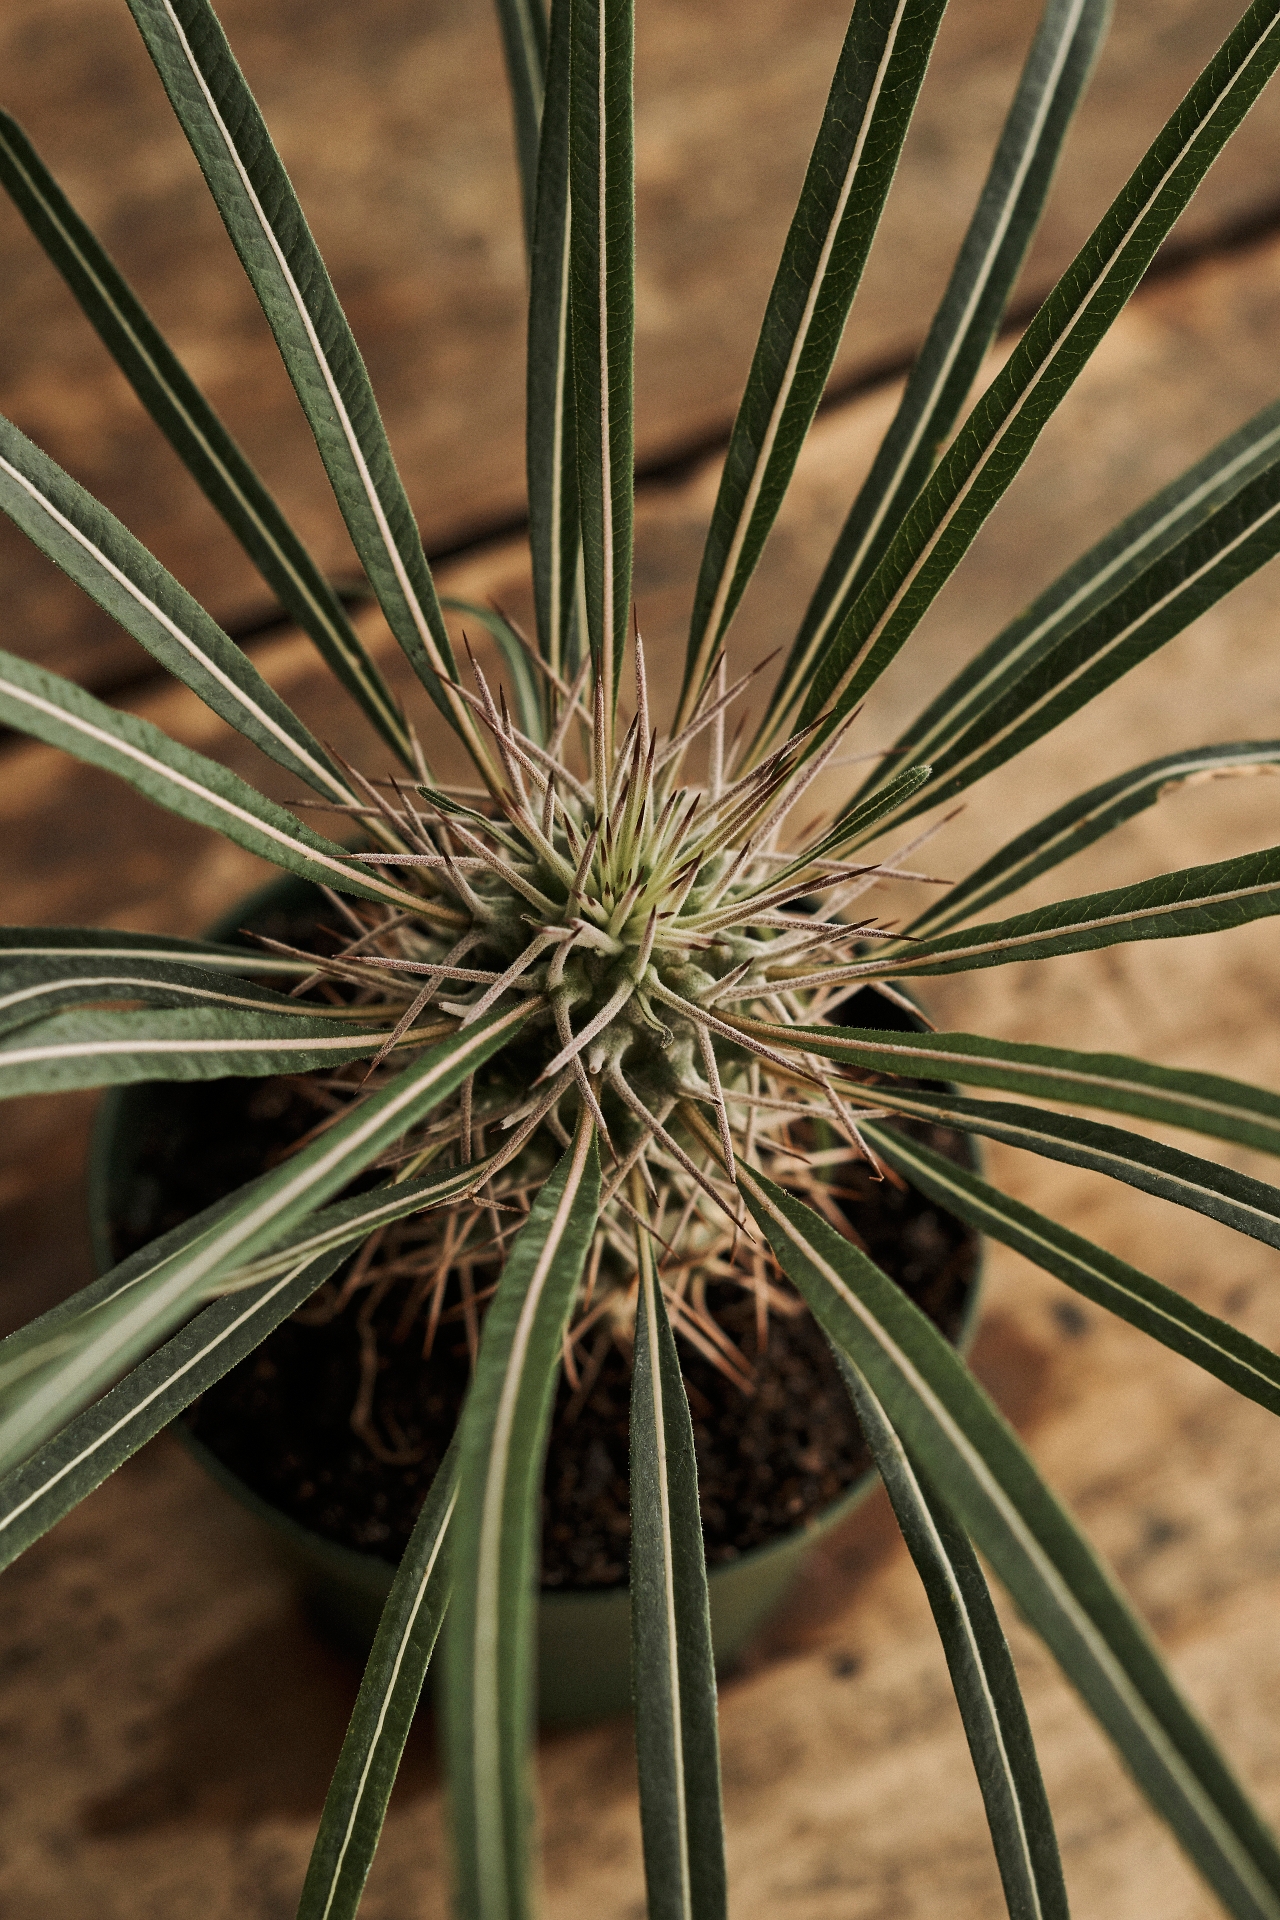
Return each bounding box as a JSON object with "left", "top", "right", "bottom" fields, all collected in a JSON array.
[
  {"left": 491, "top": 0, "right": 549, "bottom": 252},
  {"left": 842, "top": 1363, "right": 1069, "bottom": 1920},
  {"left": 0, "top": 952, "right": 340, "bottom": 1038},
  {"left": 767, "top": 0, "right": 1110, "bottom": 745},
  {"left": 568, "top": 0, "right": 635, "bottom": 717},
  {"left": 862, "top": 1120, "right": 1280, "bottom": 1417},
  {"left": 0, "top": 1160, "right": 484, "bottom": 1396},
  {"left": 630, "top": 1215, "right": 726, "bottom": 1920},
  {"left": 0, "top": 414, "right": 352, "bottom": 801},
  {"left": 297, "top": 1437, "right": 461, "bottom": 1920},
  {"left": 527, "top": 0, "right": 580, "bottom": 678},
  {"left": 810, "top": 841, "right": 1280, "bottom": 978},
  {"left": 742, "top": 1169, "right": 1280, "bottom": 1920},
  {"left": 0, "top": 648, "right": 432, "bottom": 918},
  {"left": 718, "top": 1014, "right": 1280, "bottom": 1160},
  {"left": 879, "top": 450, "right": 1280, "bottom": 825},
  {"left": 678, "top": 0, "right": 951, "bottom": 727},
  {"left": 859, "top": 1084, "right": 1280, "bottom": 1256},
  {"left": 799, "top": 0, "right": 1280, "bottom": 740},
  {"left": 444, "top": 1120, "right": 599, "bottom": 1920},
  {"left": 863, "top": 396, "right": 1280, "bottom": 809},
  {"left": 909, "top": 741, "right": 1280, "bottom": 935},
  {"left": 0, "top": 1246, "right": 348, "bottom": 1573},
  {"left": 0, "top": 109, "right": 412, "bottom": 766},
  {"left": 123, "top": 0, "right": 485, "bottom": 757},
  {"left": 0, "top": 1003, "right": 534, "bottom": 1475}
]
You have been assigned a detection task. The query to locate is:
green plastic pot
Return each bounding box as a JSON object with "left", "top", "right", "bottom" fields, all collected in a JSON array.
[{"left": 87, "top": 877, "right": 983, "bottom": 1726}]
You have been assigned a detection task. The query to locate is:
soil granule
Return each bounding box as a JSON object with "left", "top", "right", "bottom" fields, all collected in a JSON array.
[{"left": 108, "top": 931, "right": 979, "bottom": 1588}]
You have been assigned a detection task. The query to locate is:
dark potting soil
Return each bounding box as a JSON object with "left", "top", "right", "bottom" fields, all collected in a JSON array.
[{"left": 104, "top": 898, "right": 979, "bottom": 1588}]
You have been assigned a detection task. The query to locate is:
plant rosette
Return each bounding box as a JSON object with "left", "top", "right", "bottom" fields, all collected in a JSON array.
[
  {"left": 85, "top": 878, "right": 983, "bottom": 1726},
  {"left": 8, "top": 0, "right": 1280, "bottom": 1915}
]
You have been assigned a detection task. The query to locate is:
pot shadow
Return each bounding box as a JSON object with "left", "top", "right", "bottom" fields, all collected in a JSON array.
[{"left": 80, "top": 1599, "right": 441, "bottom": 1837}]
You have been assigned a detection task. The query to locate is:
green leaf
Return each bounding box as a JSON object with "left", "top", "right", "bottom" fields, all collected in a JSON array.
[
  {"left": 740, "top": 1168, "right": 1280, "bottom": 1920},
  {"left": 527, "top": 0, "right": 580, "bottom": 678},
  {"left": 890, "top": 454, "right": 1280, "bottom": 825},
  {"left": 842, "top": 1364, "right": 1069, "bottom": 1920},
  {"left": 0, "top": 110, "right": 412, "bottom": 767},
  {"left": 911, "top": 741, "right": 1280, "bottom": 934},
  {"left": 0, "top": 1244, "right": 346, "bottom": 1574},
  {"left": 568, "top": 0, "right": 634, "bottom": 718},
  {"left": 862, "top": 1120, "right": 1280, "bottom": 1418},
  {"left": 0, "top": 924, "right": 309, "bottom": 978},
  {"left": 0, "top": 947, "right": 330, "bottom": 1037},
  {"left": 123, "top": 0, "right": 483, "bottom": 758},
  {"left": 0, "top": 647, "right": 439, "bottom": 918},
  {"left": 297, "top": 1436, "right": 461, "bottom": 1920},
  {"left": 857, "top": 1086, "right": 1280, "bottom": 1256},
  {"left": 719, "top": 1014, "right": 1280, "bottom": 1159},
  {"left": 872, "top": 397, "right": 1280, "bottom": 813},
  {"left": 0, "top": 412, "right": 353, "bottom": 799},
  {"left": 677, "top": 0, "right": 951, "bottom": 725},
  {"left": 630, "top": 1211, "right": 726, "bottom": 1920},
  {"left": 442, "top": 597, "right": 545, "bottom": 742},
  {"left": 491, "top": 0, "right": 549, "bottom": 253},
  {"left": 444, "top": 1118, "right": 599, "bottom": 1920},
  {"left": 0, "top": 1160, "right": 484, "bottom": 1397},
  {"left": 776, "top": 760, "right": 933, "bottom": 875},
  {"left": 801, "top": 0, "right": 1280, "bottom": 737},
  {"left": 768, "top": 0, "right": 1110, "bottom": 742},
  {"left": 0, "top": 1002, "right": 535, "bottom": 1474},
  {"left": 817, "top": 842, "right": 1280, "bottom": 980},
  {"left": 0, "top": 1005, "right": 414, "bottom": 1097}
]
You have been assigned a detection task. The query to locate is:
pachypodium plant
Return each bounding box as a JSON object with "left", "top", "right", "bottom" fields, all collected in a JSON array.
[{"left": 6, "top": 0, "right": 1280, "bottom": 1912}]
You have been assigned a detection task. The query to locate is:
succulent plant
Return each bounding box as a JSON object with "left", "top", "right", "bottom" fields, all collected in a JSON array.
[{"left": 5, "top": 0, "right": 1280, "bottom": 1914}]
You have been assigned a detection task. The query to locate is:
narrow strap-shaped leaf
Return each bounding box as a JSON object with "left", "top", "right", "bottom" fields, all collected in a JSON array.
[
  {"left": 842, "top": 1362, "right": 1069, "bottom": 1920},
  {"left": 491, "top": 0, "right": 549, "bottom": 253},
  {"left": 123, "top": 0, "right": 482, "bottom": 754},
  {"left": 444, "top": 1116, "right": 599, "bottom": 1920},
  {"left": 855, "top": 1084, "right": 1280, "bottom": 1255},
  {"left": 911, "top": 741, "right": 1280, "bottom": 934},
  {"left": 768, "top": 0, "right": 1110, "bottom": 743},
  {"left": 0, "top": 1001, "right": 534, "bottom": 1473},
  {"left": 527, "top": 0, "right": 580, "bottom": 677},
  {"left": 0, "top": 925, "right": 310, "bottom": 978},
  {"left": 883, "top": 450, "right": 1280, "bottom": 824},
  {"left": 297, "top": 1436, "right": 461, "bottom": 1920},
  {"left": 568, "top": 0, "right": 634, "bottom": 719},
  {"left": 875, "top": 396, "right": 1280, "bottom": 800},
  {"left": 0, "top": 647, "right": 438, "bottom": 917},
  {"left": 862, "top": 1120, "right": 1280, "bottom": 1417},
  {"left": 813, "top": 842, "right": 1280, "bottom": 977},
  {"left": 739, "top": 1168, "right": 1280, "bottom": 1920},
  {"left": 676, "top": 0, "right": 951, "bottom": 726},
  {"left": 213, "top": 1159, "right": 501, "bottom": 1294},
  {"left": 630, "top": 1206, "right": 727, "bottom": 1920},
  {"left": 442, "top": 598, "right": 544, "bottom": 741},
  {"left": 1, "top": 1159, "right": 484, "bottom": 1393},
  {"left": 716, "top": 1014, "right": 1280, "bottom": 1158},
  {"left": 0, "top": 951, "right": 338, "bottom": 1037},
  {"left": 0, "top": 1004, "right": 415, "bottom": 1097},
  {"left": 0, "top": 110, "right": 412, "bottom": 766},
  {"left": 0, "top": 414, "right": 352, "bottom": 800},
  {"left": 0, "top": 1245, "right": 346, "bottom": 1572},
  {"left": 800, "top": 0, "right": 1280, "bottom": 739},
  {"left": 768, "top": 761, "right": 932, "bottom": 882}
]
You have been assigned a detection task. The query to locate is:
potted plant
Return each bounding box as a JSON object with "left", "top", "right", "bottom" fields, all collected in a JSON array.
[{"left": 4, "top": 0, "right": 1280, "bottom": 1913}]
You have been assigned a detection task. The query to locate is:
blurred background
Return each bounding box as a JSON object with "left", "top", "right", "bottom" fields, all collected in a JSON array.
[{"left": 5, "top": 3, "right": 1280, "bottom": 1916}]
